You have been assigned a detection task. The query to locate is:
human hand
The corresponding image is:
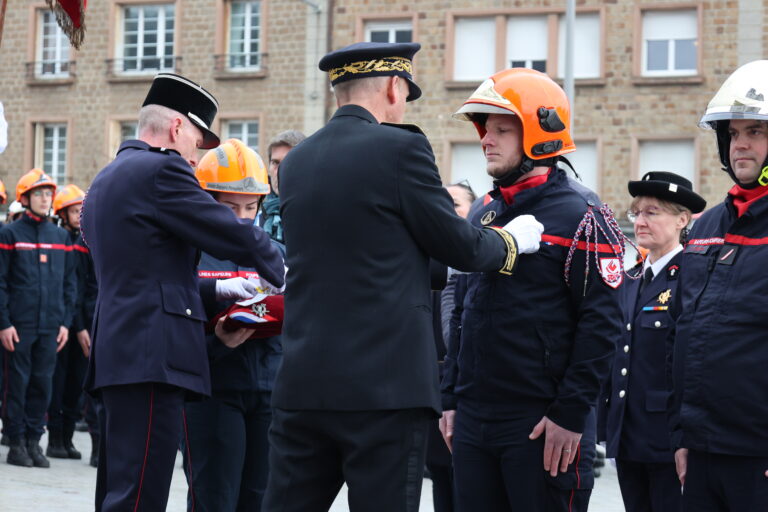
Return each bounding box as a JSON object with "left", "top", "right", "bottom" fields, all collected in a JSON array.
[
  {"left": 0, "top": 326, "right": 19, "bottom": 352},
  {"left": 529, "top": 416, "right": 582, "bottom": 476},
  {"left": 439, "top": 410, "right": 456, "bottom": 453},
  {"left": 214, "top": 317, "right": 253, "bottom": 349},
  {"left": 247, "top": 266, "right": 287, "bottom": 295},
  {"left": 503, "top": 214, "right": 544, "bottom": 254},
  {"left": 675, "top": 448, "right": 688, "bottom": 486},
  {"left": 56, "top": 326, "right": 69, "bottom": 352},
  {"left": 77, "top": 329, "right": 91, "bottom": 358},
  {"left": 215, "top": 277, "right": 259, "bottom": 301}
]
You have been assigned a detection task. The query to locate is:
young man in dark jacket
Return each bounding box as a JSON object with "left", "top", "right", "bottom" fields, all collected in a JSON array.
[
  {"left": 0, "top": 169, "right": 77, "bottom": 468},
  {"left": 440, "top": 68, "right": 623, "bottom": 511}
]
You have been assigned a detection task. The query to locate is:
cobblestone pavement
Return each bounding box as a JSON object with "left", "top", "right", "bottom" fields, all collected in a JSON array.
[{"left": 0, "top": 431, "right": 626, "bottom": 511}]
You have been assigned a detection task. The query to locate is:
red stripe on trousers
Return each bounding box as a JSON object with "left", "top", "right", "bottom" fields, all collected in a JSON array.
[
  {"left": 134, "top": 386, "right": 155, "bottom": 512},
  {"left": 182, "top": 408, "right": 196, "bottom": 512}
]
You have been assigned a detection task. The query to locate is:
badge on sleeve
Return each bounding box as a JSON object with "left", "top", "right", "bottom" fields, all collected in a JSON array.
[
  {"left": 599, "top": 257, "right": 623, "bottom": 289},
  {"left": 480, "top": 210, "right": 497, "bottom": 226}
]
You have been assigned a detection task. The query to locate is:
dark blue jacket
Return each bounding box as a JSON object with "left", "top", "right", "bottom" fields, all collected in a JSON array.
[
  {"left": 601, "top": 252, "right": 682, "bottom": 462},
  {"left": 670, "top": 195, "right": 768, "bottom": 457},
  {"left": 0, "top": 211, "right": 77, "bottom": 333},
  {"left": 81, "top": 140, "right": 284, "bottom": 397},
  {"left": 441, "top": 169, "right": 622, "bottom": 434},
  {"left": 71, "top": 232, "right": 97, "bottom": 333},
  {"left": 197, "top": 249, "right": 283, "bottom": 392}
]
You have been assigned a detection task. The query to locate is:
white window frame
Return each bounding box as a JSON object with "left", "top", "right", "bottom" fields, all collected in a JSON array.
[
  {"left": 36, "top": 10, "right": 70, "bottom": 78},
  {"left": 452, "top": 17, "right": 496, "bottom": 82},
  {"left": 120, "top": 121, "right": 139, "bottom": 142},
  {"left": 223, "top": 120, "right": 260, "bottom": 151},
  {"left": 506, "top": 16, "right": 548, "bottom": 74},
  {"left": 227, "top": 0, "right": 261, "bottom": 71},
  {"left": 364, "top": 20, "right": 413, "bottom": 44},
  {"left": 34, "top": 123, "right": 67, "bottom": 185},
  {"left": 641, "top": 9, "right": 698, "bottom": 77},
  {"left": 118, "top": 3, "right": 175, "bottom": 75}
]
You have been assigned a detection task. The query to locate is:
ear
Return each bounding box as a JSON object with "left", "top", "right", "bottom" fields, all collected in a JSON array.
[
  {"left": 386, "top": 76, "right": 400, "bottom": 105},
  {"left": 20, "top": 195, "right": 29, "bottom": 207},
  {"left": 169, "top": 117, "right": 183, "bottom": 143}
]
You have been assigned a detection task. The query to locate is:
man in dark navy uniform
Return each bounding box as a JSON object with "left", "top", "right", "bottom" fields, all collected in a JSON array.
[
  {"left": 670, "top": 60, "right": 768, "bottom": 510},
  {"left": 81, "top": 73, "right": 285, "bottom": 512},
  {"left": 601, "top": 172, "right": 705, "bottom": 512},
  {"left": 264, "top": 42, "right": 543, "bottom": 512},
  {"left": 440, "top": 68, "right": 623, "bottom": 512}
]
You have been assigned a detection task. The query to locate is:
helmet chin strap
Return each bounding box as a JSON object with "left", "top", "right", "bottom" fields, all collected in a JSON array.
[{"left": 493, "top": 155, "right": 556, "bottom": 188}]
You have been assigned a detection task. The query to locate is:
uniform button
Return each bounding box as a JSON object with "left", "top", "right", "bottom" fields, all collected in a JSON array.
[
  {"left": 621, "top": 368, "right": 627, "bottom": 376},
  {"left": 654, "top": 320, "right": 661, "bottom": 328},
  {"left": 626, "top": 323, "right": 631, "bottom": 331},
  {"left": 619, "top": 390, "right": 626, "bottom": 398},
  {"left": 185, "top": 308, "right": 192, "bottom": 316},
  {"left": 623, "top": 345, "right": 629, "bottom": 353}
]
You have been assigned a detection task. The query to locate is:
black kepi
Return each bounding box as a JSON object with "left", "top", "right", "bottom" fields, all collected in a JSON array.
[
  {"left": 142, "top": 73, "right": 220, "bottom": 149},
  {"left": 319, "top": 42, "right": 422, "bottom": 101},
  {"left": 628, "top": 171, "right": 706, "bottom": 213}
]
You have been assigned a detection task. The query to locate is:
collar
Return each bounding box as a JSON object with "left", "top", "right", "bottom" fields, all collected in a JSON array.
[
  {"left": 497, "top": 169, "right": 552, "bottom": 205},
  {"left": 22, "top": 209, "right": 47, "bottom": 224},
  {"left": 727, "top": 183, "right": 768, "bottom": 217},
  {"left": 331, "top": 104, "right": 378, "bottom": 125},
  {"left": 643, "top": 245, "right": 683, "bottom": 278}
]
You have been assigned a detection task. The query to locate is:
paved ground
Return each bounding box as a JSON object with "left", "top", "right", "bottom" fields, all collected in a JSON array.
[{"left": 0, "top": 431, "right": 626, "bottom": 511}]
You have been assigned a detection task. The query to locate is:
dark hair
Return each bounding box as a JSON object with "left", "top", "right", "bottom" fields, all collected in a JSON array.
[
  {"left": 448, "top": 180, "right": 477, "bottom": 204},
  {"left": 267, "top": 130, "right": 306, "bottom": 160}
]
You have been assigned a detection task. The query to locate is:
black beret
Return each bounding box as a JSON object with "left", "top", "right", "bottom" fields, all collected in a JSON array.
[
  {"left": 319, "top": 42, "right": 422, "bottom": 101},
  {"left": 143, "top": 73, "right": 220, "bottom": 149},
  {"left": 628, "top": 171, "right": 706, "bottom": 213}
]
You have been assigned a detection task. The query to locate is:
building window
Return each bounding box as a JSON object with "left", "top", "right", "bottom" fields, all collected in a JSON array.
[
  {"left": 34, "top": 123, "right": 67, "bottom": 185},
  {"left": 450, "top": 11, "right": 602, "bottom": 82},
  {"left": 365, "top": 20, "right": 412, "bottom": 43},
  {"left": 507, "top": 16, "right": 548, "bottom": 73},
  {"left": 567, "top": 141, "right": 599, "bottom": 194},
  {"left": 35, "top": 10, "right": 71, "bottom": 78},
  {"left": 641, "top": 9, "right": 698, "bottom": 76},
  {"left": 223, "top": 120, "right": 259, "bottom": 151},
  {"left": 453, "top": 17, "right": 496, "bottom": 82},
  {"left": 119, "top": 4, "right": 175, "bottom": 74},
  {"left": 120, "top": 121, "right": 139, "bottom": 142},
  {"left": 638, "top": 139, "right": 695, "bottom": 184},
  {"left": 227, "top": 1, "right": 261, "bottom": 70},
  {"left": 450, "top": 142, "right": 492, "bottom": 198}
]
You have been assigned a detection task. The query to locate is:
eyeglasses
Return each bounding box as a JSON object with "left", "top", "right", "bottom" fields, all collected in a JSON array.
[
  {"left": 30, "top": 189, "right": 54, "bottom": 198},
  {"left": 626, "top": 207, "right": 665, "bottom": 223}
]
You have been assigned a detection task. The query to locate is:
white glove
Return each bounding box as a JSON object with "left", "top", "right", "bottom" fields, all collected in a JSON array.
[
  {"left": 247, "top": 265, "right": 287, "bottom": 295},
  {"left": 503, "top": 214, "right": 544, "bottom": 254},
  {"left": 215, "top": 277, "right": 259, "bottom": 301}
]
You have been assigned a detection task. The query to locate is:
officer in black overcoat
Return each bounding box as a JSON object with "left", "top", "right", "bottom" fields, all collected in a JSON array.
[
  {"left": 263, "top": 42, "right": 544, "bottom": 512},
  {"left": 600, "top": 172, "right": 705, "bottom": 512},
  {"left": 80, "top": 73, "right": 285, "bottom": 512}
]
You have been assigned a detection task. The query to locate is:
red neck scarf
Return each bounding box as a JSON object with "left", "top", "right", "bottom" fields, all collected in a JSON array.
[
  {"left": 499, "top": 170, "right": 551, "bottom": 205},
  {"left": 728, "top": 183, "right": 768, "bottom": 217}
]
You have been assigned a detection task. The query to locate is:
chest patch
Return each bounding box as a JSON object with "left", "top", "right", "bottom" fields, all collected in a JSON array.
[
  {"left": 480, "top": 210, "right": 497, "bottom": 226},
  {"left": 599, "top": 257, "right": 623, "bottom": 289},
  {"left": 657, "top": 289, "right": 672, "bottom": 304},
  {"left": 40, "top": 253, "right": 48, "bottom": 263},
  {"left": 717, "top": 244, "right": 739, "bottom": 266}
]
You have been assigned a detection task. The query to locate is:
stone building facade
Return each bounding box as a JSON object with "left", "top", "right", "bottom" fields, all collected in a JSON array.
[{"left": 0, "top": 0, "right": 765, "bottom": 215}]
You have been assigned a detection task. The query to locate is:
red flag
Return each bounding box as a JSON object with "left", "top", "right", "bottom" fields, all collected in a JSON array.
[{"left": 45, "top": 0, "right": 86, "bottom": 49}]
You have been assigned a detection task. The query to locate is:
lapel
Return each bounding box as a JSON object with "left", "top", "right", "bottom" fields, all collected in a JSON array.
[
  {"left": 623, "top": 265, "right": 642, "bottom": 322},
  {"left": 636, "top": 252, "right": 682, "bottom": 312}
]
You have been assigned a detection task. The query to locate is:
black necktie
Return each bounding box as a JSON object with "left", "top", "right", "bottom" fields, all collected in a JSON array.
[{"left": 639, "top": 267, "right": 654, "bottom": 293}]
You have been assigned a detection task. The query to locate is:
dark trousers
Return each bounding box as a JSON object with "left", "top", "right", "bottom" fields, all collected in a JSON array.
[
  {"left": 682, "top": 449, "right": 768, "bottom": 511},
  {"left": 263, "top": 408, "right": 431, "bottom": 512},
  {"left": 182, "top": 390, "right": 272, "bottom": 512},
  {"left": 426, "top": 417, "right": 454, "bottom": 512},
  {"left": 616, "top": 459, "right": 681, "bottom": 512},
  {"left": 2, "top": 329, "right": 57, "bottom": 440},
  {"left": 48, "top": 331, "right": 88, "bottom": 434},
  {"left": 95, "top": 383, "right": 184, "bottom": 512},
  {"left": 452, "top": 407, "right": 592, "bottom": 512}
]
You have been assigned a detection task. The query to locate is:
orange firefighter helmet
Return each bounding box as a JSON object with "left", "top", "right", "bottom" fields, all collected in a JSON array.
[{"left": 195, "top": 139, "right": 270, "bottom": 196}]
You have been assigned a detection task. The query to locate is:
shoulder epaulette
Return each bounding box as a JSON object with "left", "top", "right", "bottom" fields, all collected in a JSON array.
[
  {"left": 380, "top": 122, "right": 425, "bottom": 135},
  {"left": 147, "top": 146, "right": 181, "bottom": 156}
]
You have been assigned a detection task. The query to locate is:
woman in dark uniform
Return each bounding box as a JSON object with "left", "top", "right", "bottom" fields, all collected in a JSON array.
[{"left": 601, "top": 171, "right": 705, "bottom": 512}]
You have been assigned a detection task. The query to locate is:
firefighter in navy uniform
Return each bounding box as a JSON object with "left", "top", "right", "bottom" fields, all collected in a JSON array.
[
  {"left": 265, "top": 42, "right": 543, "bottom": 512},
  {"left": 670, "top": 60, "right": 768, "bottom": 510},
  {"left": 181, "top": 138, "right": 283, "bottom": 512},
  {"left": 600, "top": 172, "right": 705, "bottom": 512},
  {"left": 46, "top": 184, "right": 90, "bottom": 462},
  {"left": 80, "top": 73, "right": 284, "bottom": 512},
  {"left": 440, "top": 68, "right": 624, "bottom": 512},
  {"left": 0, "top": 169, "right": 77, "bottom": 468}
]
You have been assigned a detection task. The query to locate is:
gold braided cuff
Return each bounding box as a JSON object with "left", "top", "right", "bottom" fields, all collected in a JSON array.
[
  {"left": 487, "top": 227, "right": 518, "bottom": 275},
  {"left": 329, "top": 56, "right": 413, "bottom": 82}
]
